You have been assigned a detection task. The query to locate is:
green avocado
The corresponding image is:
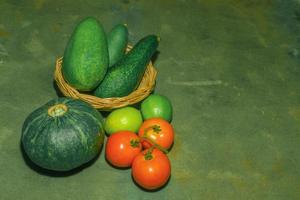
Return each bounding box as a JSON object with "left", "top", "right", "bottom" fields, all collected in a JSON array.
[
  {"left": 62, "top": 17, "right": 108, "bottom": 91},
  {"left": 107, "top": 24, "right": 128, "bottom": 67},
  {"left": 93, "top": 35, "right": 159, "bottom": 98}
]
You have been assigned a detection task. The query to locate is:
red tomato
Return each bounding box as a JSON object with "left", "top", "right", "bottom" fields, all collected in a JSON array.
[
  {"left": 138, "top": 118, "right": 174, "bottom": 150},
  {"left": 105, "top": 131, "right": 142, "bottom": 168},
  {"left": 132, "top": 148, "right": 171, "bottom": 190}
]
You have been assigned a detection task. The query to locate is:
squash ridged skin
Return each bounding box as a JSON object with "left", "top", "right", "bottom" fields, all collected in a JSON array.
[
  {"left": 93, "top": 35, "right": 159, "bottom": 98},
  {"left": 62, "top": 17, "right": 108, "bottom": 91},
  {"left": 21, "top": 97, "right": 105, "bottom": 171},
  {"left": 107, "top": 24, "right": 128, "bottom": 67}
]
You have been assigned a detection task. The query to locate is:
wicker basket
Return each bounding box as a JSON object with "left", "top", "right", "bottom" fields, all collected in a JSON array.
[{"left": 54, "top": 46, "right": 157, "bottom": 111}]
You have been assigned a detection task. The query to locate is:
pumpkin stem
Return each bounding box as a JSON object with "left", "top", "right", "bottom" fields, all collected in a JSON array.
[{"left": 48, "top": 104, "right": 68, "bottom": 117}]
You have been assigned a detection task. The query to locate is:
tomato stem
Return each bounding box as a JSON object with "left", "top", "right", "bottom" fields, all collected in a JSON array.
[
  {"left": 142, "top": 135, "right": 168, "bottom": 154},
  {"left": 145, "top": 125, "right": 161, "bottom": 134},
  {"left": 142, "top": 126, "right": 168, "bottom": 154},
  {"left": 153, "top": 125, "right": 161, "bottom": 133},
  {"left": 130, "top": 139, "right": 140, "bottom": 148},
  {"left": 144, "top": 147, "right": 154, "bottom": 160}
]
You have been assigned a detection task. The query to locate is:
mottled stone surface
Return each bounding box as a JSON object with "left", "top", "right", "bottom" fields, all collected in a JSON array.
[{"left": 0, "top": 0, "right": 299, "bottom": 199}]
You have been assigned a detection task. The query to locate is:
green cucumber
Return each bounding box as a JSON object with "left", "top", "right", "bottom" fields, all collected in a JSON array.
[
  {"left": 62, "top": 17, "right": 108, "bottom": 91},
  {"left": 93, "top": 35, "right": 159, "bottom": 98},
  {"left": 108, "top": 24, "right": 128, "bottom": 67}
]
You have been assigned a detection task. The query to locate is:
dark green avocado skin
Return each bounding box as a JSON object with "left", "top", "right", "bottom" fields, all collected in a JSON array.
[
  {"left": 93, "top": 35, "right": 159, "bottom": 98},
  {"left": 107, "top": 24, "right": 128, "bottom": 67},
  {"left": 62, "top": 17, "right": 108, "bottom": 91}
]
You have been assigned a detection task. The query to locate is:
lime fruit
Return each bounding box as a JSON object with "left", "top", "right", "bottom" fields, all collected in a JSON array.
[
  {"left": 141, "top": 94, "right": 173, "bottom": 122},
  {"left": 104, "top": 107, "right": 143, "bottom": 135}
]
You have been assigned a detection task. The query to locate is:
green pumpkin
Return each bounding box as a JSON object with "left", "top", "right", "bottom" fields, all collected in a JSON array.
[{"left": 21, "top": 97, "right": 105, "bottom": 171}]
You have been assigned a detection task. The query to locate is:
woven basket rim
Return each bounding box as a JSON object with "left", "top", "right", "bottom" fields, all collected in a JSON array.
[{"left": 54, "top": 47, "right": 157, "bottom": 110}]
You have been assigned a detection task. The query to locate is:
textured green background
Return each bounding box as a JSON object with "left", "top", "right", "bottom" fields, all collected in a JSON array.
[{"left": 0, "top": 0, "right": 300, "bottom": 199}]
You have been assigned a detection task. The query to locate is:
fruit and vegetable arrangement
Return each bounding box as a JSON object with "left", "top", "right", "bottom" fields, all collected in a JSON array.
[
  {"left": 21, "top": 17, "right": 175, "bottom": 191},
  {"left": 104, "top": 95, "right": 174, "bottom": 190}
]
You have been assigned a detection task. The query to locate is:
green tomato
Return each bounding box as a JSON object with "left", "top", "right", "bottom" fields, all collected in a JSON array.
[
  {"left": 104, "top": 107, "right": 143, "bottom": 135},
  {"left": 141, "top": 94, "right": 173, "bottom": 122}
]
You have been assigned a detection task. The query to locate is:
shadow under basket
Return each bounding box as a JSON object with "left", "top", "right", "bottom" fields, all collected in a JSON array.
[{"left": 54, "top": 48, "right": 157, "bottom": 111}]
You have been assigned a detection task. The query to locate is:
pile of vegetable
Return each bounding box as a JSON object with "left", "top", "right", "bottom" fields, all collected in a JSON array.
[
  {"left": 105, "top": 94, "right": 174, "bottom": 190},
  {"left": 61, "top": 17, "right": 159, "bottom": 98},
  {"left": 21, "top": 17, "right": 175, "bottom": 191}
]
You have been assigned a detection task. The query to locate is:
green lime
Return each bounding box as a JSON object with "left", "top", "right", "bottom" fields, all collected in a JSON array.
[
  {"left": 104, "top": 107, "right": 143, "bottom": 135},
  {"left": 141, "top": 94, "right": 173, "bottom": 122}
]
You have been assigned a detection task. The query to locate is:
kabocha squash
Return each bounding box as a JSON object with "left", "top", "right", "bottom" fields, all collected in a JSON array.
[
  {"left": 21, "top": 97, "right": 105, "bottom": 171},
  {"left": 62, "top": 17, "right": 108, "bottom": 91}
]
